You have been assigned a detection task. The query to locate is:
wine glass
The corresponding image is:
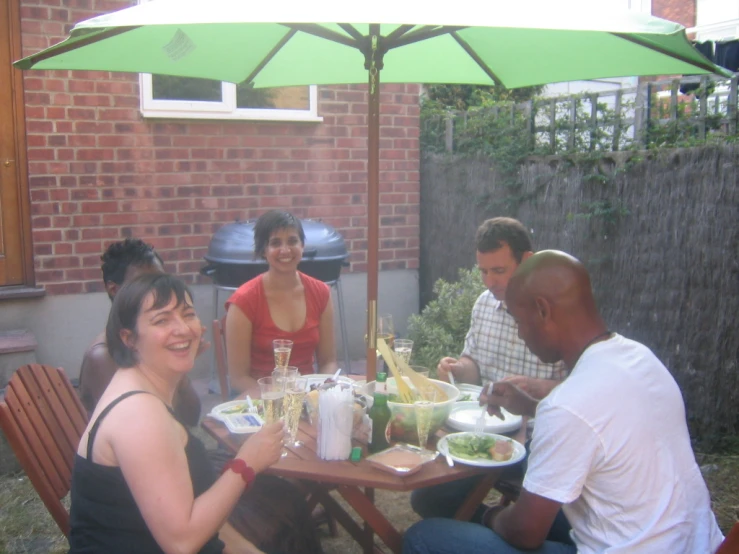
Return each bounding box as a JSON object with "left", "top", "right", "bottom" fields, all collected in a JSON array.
[
  {"left": 283, "top": 377, "right": 307, "bottom": 448},
  {"left": 257, "top": 376, "right": 285, "bottom": 425},
  {"left": 394, "top": 338, "right": 414, "bottom": 366},
  {"left": 273, "top": 339, "right": 293, "bottom": 370},
  {"left": 414, "top": 399, "right": 434, "bottom": 449},
  {"left": 377, "top": 314, "right": 395, "bottom": 350}
]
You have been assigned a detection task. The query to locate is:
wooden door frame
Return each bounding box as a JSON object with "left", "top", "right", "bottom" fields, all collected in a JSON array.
[{"left": 3, "top": 0, "right": 34, "bottom": 288}]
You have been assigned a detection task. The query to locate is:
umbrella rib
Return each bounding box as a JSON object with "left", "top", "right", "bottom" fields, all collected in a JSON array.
[
  {"left": 281, "top": 23, "right": 359, "bottom": 49},
  {"left": 449, "top": 32, "right": 504, "bottom": 87},
  {"left": 610, "top": 32, "right": 728, "bottom": 75},
  {"left": 14, "top": 26, "right": 139, "bottom": 68},
  {"left": 390, "top": 25, "right": 466, "bottom": 49},
  {"left": 385, "top": 24, "right": 417, "bottom": 41},
  {"left": 244, "top": 28, "right": 298, "bottom": 84},
  {"left": 338, "top": 23, "right": 364, "bottom": 41}
]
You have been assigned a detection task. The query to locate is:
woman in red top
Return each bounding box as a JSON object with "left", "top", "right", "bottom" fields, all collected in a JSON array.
[{"left": 226, "top": 210, "right": 338, "bottom": 393}]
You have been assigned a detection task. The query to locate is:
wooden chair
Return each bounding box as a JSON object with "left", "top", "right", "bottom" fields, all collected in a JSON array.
[
  {"left": 0, "top": 364, "right": 88, "bottom": 536},
  {"left": 717, "top": 521, "right": 739, "bottom": 554},
  {"left": 212, "top": 317, "right": 230, "bottom": 402}
]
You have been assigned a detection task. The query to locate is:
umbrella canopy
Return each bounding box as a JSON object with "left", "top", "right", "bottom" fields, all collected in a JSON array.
[{"left": 16, "top": 0, "right": 731, "bottom": 379}]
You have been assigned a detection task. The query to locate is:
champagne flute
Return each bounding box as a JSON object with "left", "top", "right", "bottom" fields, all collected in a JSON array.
[
  {"left": 283, "top": 377, "right": 307, "bottom": 448},
  {"left": 414, "top": 399, "right": 434, "bottom": 449},
  {"left": 273, "top": 339, "right": 293, "bottom": 370},
  {"left": 257, "top": 376, "right": 285, "bottom": 425},
  {"left": 272, "top": 367, "right": 299, "bottom": 388},
  {"left": 376, "top": 314, "right": 395, "bottom": 350},
  {"left": 394, "top": 338, "right": 414, "bottom": 367}
]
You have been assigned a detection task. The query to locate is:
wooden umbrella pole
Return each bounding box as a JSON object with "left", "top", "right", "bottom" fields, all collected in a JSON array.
[{"left": 365, "top": 26, "right": 382, "bottom": 382}]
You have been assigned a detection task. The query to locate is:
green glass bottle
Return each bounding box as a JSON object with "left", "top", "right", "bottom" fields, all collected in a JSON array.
[{"left": 368, "top": 372, "right": 391, "bottom": 453}]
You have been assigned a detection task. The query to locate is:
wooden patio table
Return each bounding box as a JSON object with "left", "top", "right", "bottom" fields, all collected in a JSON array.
[{"left": 202, "top": 407, "right": 508, "bottom": 554}]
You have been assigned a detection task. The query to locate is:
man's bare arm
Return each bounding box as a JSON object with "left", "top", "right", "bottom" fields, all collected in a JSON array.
[
  {"left": 489, "top": 489, "right": 562, "bottom": 550},
  {"left": 79, "top": 343, "right": 118, "bottom": 414}
]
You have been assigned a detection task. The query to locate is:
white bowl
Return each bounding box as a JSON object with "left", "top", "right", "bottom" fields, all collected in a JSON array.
[{"left": 365, "top": 377, "right": 459, "bottom": 442}]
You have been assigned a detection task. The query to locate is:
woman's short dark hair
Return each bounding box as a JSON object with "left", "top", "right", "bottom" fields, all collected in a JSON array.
[
  {"left": 475, "top": 217, "right": 532, "bottom": 263},
  {"left": 253, "top": 210, "right": 305, "bottom": 259},
  {"left": 106, "top": 273, "right": 194, "bottom": 368}
]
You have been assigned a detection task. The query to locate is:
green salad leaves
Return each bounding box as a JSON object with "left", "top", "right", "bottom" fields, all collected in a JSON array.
[{"left": 447, "top": 434, "right": 498, "bottom": 460}]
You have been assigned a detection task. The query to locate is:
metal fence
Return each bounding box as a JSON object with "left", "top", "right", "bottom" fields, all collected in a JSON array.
[{"left": 423, "top": 75, "right": 739, "bottom": 154}]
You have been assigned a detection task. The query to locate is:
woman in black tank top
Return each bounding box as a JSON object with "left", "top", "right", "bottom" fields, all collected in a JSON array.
[{"left": 69, "top": 274, "right": 283, "bottom": 554}]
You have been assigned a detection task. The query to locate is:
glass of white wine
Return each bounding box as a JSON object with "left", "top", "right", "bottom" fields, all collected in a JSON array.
[
  {"left": 377, "top": 314, "right": 395, "bottom": 350},
  {"left": 257, "top": 376, "right": 285, "bottom": 425},
  {"left": 283, "top": 377, "right": 307, "bottom": 448},
  {"left": 394, "top": 338, "right": 414, "bottom": 366},
  {"left": 272, "top": 366, "right": 299, "bottom": 388},
  {"left": 273, "top": 339, "right": 294, "bottom": 370},
  {"left": 414, "top": 399, "right": 434, "bottom": 449}
]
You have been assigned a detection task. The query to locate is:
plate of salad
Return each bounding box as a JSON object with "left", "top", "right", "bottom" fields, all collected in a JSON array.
[{"left": 437, "top": 432, "right": 526, "bottom": 467}]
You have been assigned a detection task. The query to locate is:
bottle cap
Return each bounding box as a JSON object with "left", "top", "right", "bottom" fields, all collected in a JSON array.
[
  {"left": 377, "top": 372, "right": 387, "bottom": 383},
  {"left": 350, "top": 446, "right": 362, "bottom": 462}
]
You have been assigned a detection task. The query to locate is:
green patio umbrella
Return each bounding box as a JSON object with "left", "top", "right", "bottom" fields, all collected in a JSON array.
[{"left": 15, "top": 0, "right": 731, "bottom": 380}]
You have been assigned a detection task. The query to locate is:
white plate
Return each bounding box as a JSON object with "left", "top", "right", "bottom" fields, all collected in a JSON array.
[
  {"left": 209, "top": 400, "right": 264, "bottom": 434},
  {"left": 446, "top": 402, "right": 522, "bottom": 434},
  {"left": 437, "top": 432, "right": 526, "bottom": 468},
  {"left": 209, "top": 399, "right": 257, "bottom": 420},
  {"left": 455, "top": 384, "right": 483, "bottom": 402}
]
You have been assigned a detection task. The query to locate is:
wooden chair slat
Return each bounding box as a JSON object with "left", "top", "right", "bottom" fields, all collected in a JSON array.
[
  {"left": 5, "top": 381, "right": 70, "bottom": 497},
  {"left": 0, "top": 364, "right": 88, "bottom": 538},
  {"left": 21, "top": 365, "right": 80, "bottom": 473}
]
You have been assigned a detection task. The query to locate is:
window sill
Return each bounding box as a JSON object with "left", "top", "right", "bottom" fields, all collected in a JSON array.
[
  {"left": 140, "top": 109, "right": 324, "bottom": 123},
  {"left": 0, "top": 286, "right": 46, "bottom": 301}
]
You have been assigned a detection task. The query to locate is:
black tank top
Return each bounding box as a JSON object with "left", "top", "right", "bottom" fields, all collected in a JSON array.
[{"left": 68, "top": 391, "right": 224, "bottom": 553}]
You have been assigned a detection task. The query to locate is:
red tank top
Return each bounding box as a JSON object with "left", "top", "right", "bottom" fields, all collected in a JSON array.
[{"left": 225, "top": 272, "right": 330, "bottom": 379}]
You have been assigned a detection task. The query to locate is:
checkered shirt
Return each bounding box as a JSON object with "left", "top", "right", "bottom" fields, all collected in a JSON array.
[{"left": 461, "top": 290, "right": 566, "bottom": 383}]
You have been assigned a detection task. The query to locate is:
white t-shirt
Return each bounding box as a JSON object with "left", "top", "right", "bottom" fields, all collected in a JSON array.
[{"left": 523, "top": 334, "right": 724, "bottom": 554}]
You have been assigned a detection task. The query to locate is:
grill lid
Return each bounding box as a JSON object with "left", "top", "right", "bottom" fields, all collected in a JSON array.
[{"left": 204, "top": 219, "right": 348, "bottom": 265}]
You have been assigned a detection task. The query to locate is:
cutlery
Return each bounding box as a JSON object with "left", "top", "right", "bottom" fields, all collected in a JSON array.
[
  {"left": 448, "top": 369, "right": 456, "bottom": 387},
  {"left": 444, "top": 451, "right": 454, "bottom": 467},
  {"left": 245, "top": 395, "right": 258, "bottom": 414},
  {"left": 474, "top": 383, "right": 493, "bottom": 435},
  {"left": 332, "top": 367, "right": 342, "bottom": 380}
]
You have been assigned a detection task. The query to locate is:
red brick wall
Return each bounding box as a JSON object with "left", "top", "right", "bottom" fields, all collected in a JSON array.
[
  {"left": 19, "top": 0, "right": 421, "bottom": 295},
  {"left": 652, "top": 0, "right": 695, "bottom": 28}
]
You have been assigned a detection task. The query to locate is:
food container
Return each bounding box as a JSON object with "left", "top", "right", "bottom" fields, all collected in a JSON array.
[
  {"left": 364, "top": 377, "right": 460, "bottom": 443},
  {"left": 366, "top": 444, "right": 438, "bottom": 476}
]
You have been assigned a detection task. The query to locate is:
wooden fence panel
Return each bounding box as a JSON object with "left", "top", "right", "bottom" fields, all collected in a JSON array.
[{"left": 419, "top": 145, "right": 739, "bottom": 447}]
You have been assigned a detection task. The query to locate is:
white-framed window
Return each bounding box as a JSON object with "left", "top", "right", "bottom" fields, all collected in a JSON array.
[
  {"left": 135, "top": 0, "right": 320, "bottom": 122},
  {"left": 139, "top": 74, "right": 322, "bottom": 122}
]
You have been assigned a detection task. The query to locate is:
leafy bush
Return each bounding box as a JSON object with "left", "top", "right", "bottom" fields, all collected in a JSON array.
[{"left": 407, "top": 268, "right": 485, "bottom": 377}]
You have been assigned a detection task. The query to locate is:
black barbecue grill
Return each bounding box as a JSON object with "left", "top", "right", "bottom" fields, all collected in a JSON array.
[
  {"left": 201, "top": 218, "right": 351, "bottom": 382},
  {"left": 201, "top": 219, "right": 350, "bottom": 286}
]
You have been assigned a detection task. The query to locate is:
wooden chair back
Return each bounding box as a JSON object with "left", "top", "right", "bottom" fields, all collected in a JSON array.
[
  {"left": 0, "top": 364, "right": 88, "bottom": 536},
  {"left": 717, "top": 522, "right": 739, "bottom": 554},
  {"left": 212, "top": 317, "right": 230, "bottom": 401}
]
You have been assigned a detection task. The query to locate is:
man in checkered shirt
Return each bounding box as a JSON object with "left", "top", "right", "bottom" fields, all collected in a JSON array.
[
  {"left": 412, "top": 218, "right": 569, "bottom": 527},
  {"left": 437, "top": 217, "right": 566, "bottom": 392}
]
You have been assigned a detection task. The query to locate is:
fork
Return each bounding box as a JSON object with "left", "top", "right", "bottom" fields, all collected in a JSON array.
[
  {"left": 474, "top": 383, "right": 493, "bottom": 435},
  {"left": 245, "top": 395, "right": 258, "bottom": 414}
]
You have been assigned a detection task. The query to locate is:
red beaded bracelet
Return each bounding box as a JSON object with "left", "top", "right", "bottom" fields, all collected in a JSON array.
[{"left": 222, "top": 459, "right": 256, "bottom": 488}]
